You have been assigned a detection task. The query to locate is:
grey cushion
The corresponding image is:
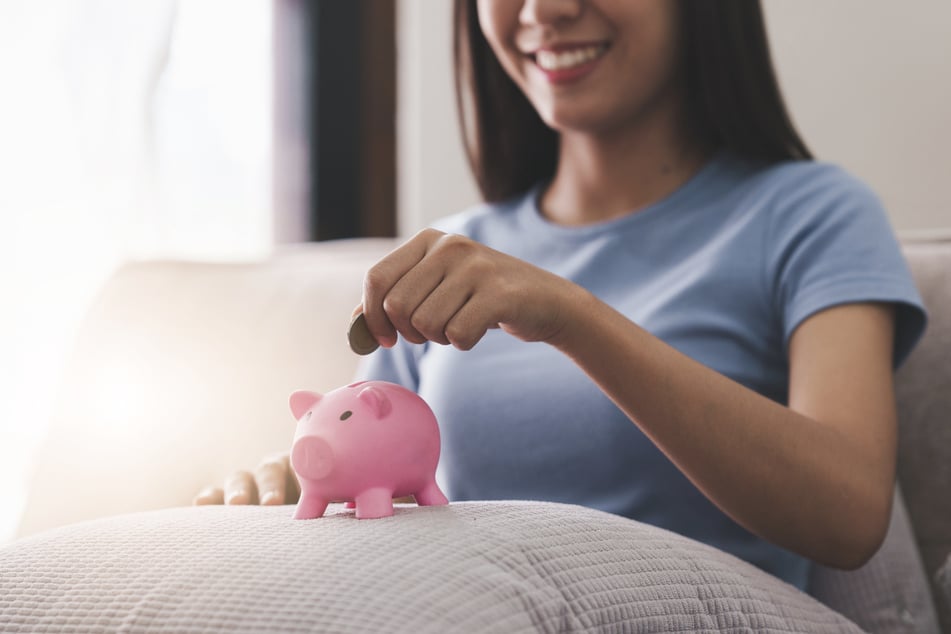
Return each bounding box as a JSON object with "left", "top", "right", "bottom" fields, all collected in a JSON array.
[
  {"left": 809, "top": 487, "right": 940, "bottom": 633},
  {"left": 896, "top": 240, "right": 951, "bottom": 633},
  {"left": 0, "top": 502, "right": 863, "bottom": 633},
  {"left": 937, "top": 555, "right": 951, "bottom": 630}
]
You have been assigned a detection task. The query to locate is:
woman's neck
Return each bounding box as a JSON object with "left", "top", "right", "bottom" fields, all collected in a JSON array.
[{"left": 540, "top": 100, "right": 710, "bottom": 227}]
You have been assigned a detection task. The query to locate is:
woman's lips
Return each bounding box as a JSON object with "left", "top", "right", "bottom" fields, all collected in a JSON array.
[{"left": 530, "top": 43, "right": 609, "bottom": 85}]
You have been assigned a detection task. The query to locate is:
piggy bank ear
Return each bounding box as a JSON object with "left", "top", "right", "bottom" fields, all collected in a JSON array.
[
  {"left": 289, "top": 390, "right": 322, "bottom": 421},
  {"left": 358, "top": 386, "right": 392, "bottom": 419}
]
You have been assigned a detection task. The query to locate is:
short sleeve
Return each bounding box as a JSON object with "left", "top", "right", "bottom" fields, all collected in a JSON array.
[{"left": 767, "top": 164, "right": 927, "bottom": 368}]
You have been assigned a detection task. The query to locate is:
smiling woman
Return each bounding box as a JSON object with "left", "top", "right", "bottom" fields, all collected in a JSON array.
[
  {"left": 339, "top": 0, "right": 927, "bottom": 591},
  {"left": 455, "top": 0, "right": 810, "bottom": 206}
]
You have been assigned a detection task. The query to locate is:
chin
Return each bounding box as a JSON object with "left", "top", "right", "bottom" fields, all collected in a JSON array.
[
  {"left": 541, "top": 110, "right": 618, "bottom": 137},
  {"left": 531, "top": 95, "right": 627, "bottom": 137}
]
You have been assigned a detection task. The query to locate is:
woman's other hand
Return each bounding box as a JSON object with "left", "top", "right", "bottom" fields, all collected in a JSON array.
[
  {"left": 194, "top": 453, "right": 300, "bottom": 506},
  {"left": 360, "top": 229, "right": 586, "bottom": 351}
]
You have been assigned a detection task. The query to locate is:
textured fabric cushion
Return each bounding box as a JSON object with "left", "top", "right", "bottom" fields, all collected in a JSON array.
[
  {"left": 937, "top": 555, "right": 951, "bottom": 628},
  {"left": 808, "top": 487, "right": 940, "bottom": 633},
  {"left": 895, "top": 240, "right": 951, "bottom": 633},
  {"left": 1, "top": 501, "right": 862, "bottom": 633}
]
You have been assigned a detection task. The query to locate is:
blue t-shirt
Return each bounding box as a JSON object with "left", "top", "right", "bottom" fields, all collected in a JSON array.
[{"left": 356, "top": 152, "right": 927, "bottom": 590}]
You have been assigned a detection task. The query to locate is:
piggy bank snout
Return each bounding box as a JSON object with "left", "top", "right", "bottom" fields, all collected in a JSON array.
[{"left": 291, "top": 436, "right": 335, "bottom": 481}]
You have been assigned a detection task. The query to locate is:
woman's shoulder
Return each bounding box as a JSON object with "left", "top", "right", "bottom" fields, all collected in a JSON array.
[
  {"left": 736, "top": 156, "right": 880, "bottom": 210},
  {"left": 714, "top": 154, "right": 889, "bottom": 242}
]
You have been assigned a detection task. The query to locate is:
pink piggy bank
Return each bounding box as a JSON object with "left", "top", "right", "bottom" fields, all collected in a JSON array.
[{"left": 288, "top": 380, "right": 449, "bottom": 519}]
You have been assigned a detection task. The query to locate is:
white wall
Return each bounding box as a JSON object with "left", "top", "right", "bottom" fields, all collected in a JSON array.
[
  {"left": 764, "top": 0, "right": 951, "bottom": 237},
  {"left": 396, "top": 0, "right": 479, "bottom": 236},
  {"left": 397, "top": 0, "right": 951, "bottom": 237}
]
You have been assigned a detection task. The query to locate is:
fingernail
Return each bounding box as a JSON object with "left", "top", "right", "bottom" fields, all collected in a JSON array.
[
  {"left": 260, "top": 492, "right": 278, "bottom": 505},
  {"left": 226, "top": 490, "right": 249, "bottom": 505}
]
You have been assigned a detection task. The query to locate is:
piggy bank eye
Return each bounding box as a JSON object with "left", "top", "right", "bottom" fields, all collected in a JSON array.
[
  {"left": 304, "top": 411, "right": 312, "bottom": 420},
  {"left": 339, "top": 410, "right": 353, "bottom": 421}
]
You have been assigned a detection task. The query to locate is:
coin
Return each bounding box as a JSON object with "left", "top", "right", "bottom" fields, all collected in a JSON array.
[{"left": 347, "top": 312, "right": 380, "bottom": 355}]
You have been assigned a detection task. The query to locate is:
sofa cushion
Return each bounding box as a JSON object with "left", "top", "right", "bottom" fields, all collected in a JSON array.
[
  {"left": 808, "top": 487, "right": 940, "bottom": 633},
  {"left": 0, "top": 501, "right": 863, "bottom": 633},
  {"left": 938, "top": 555, "right": 951, "bottom": 627},
  {"left": 895, "top": 240, "right": 951, "bottom": 632}
]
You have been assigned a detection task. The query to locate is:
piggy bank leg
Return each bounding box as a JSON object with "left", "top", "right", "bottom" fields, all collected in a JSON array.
[
  {"left": 293, "top": 493, "right": 329, "bottom": 520},
  {"left": 344, "top": 501, "right": 356, "bottom": 509},
  {"left": 414, "top": 480, "right": 449, "bottom": 507},
  {"left": 353, "top": 488, "right": 394, "bottom": 519}
]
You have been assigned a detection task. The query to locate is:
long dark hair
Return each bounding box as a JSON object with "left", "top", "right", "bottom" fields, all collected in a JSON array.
[{"left": 453, "top": 0, "right": 813, "bottom": 203}]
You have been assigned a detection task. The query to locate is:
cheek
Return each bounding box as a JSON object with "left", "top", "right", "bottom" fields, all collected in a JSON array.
[
  {"left": 601, "top": 2, "right": 682, "bottom": 106},
  {"left": 476, "top": 0, "right": 524, "bottom": 71},
  {"left": 475, "top": 0, "right": 506, "bottom": 44},
  {"left": 630, "top": 0, "right": 681, "bottom": 78}
]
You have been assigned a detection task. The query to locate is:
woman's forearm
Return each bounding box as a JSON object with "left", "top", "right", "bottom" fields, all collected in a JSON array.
[{"left": 549, "top": 286, "right": 893, "bottom": 568}]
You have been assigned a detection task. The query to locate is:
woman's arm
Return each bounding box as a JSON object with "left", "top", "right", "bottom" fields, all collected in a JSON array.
[
  {"left": 551, "top": 288, "right": 897, "bottom": 569},
  {"left": 361, "top": 229, "right": 897, "bottom": 569}
]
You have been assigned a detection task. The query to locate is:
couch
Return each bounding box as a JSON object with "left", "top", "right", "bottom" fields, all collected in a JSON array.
[{"left": 2, "top": 237, "right": 949, "bottom": 633}]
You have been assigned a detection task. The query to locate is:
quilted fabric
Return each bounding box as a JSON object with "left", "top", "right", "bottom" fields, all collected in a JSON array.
[
  {"left": 808, "top": 488, "right": 940, "bottom": 633},
  {"left": 1, "top": 501, "right": 860, "bottom": 633},
  {"left": 895, "top": 240, "right": 951, "bottom": 634},
  {"left": 937, "top": 555, "right": 951, "bottom": 629}
]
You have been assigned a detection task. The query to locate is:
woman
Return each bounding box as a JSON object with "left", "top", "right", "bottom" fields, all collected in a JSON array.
[{"left": 198, "top": 0, "right": 925, "bottom": 591}]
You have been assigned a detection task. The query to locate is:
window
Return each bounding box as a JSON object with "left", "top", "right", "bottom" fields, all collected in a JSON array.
[
  {"left": 274, "top": 0, "right": 397, "bottom": 241},
  {"left": 0, "top": 0, "right": 397, "bottom": 542}
]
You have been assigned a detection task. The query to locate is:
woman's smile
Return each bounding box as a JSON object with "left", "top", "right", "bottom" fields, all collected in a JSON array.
[
  {"left": 529, "top": 42, "right": 610, "bottom": 84},
  {"left": 479, "top": 0, "right": 682, "bottom": 133}
]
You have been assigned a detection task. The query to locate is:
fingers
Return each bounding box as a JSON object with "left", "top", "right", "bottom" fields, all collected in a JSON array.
[
  {"left": 223, "top": 470, "right": 259, "bottom": 505},
  {"left": 444, "top": 297, "right": 498, "bottom": 351},
  {"left": 363, "top": 230, "right": 508, "bottom": 350},
  {"left": 382, "top": 260, "right": 447, "bottom": 345},
  {"left": 194, "top": 454, "right": 299, "bottom": 508},
  {"left": 255, "top": 454, "right": 298, "bottom": 505},
  {"left": 408, "top": 273, "right": 474, "bottom": 346},
  {"left": 194, "top": 486, "right": 225, "bottom": 505},
  {"left": 363, "top": 230, "right": 436, "bottom": 347}
]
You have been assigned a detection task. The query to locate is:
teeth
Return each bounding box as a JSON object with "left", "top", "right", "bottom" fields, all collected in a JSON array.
[{"left": 536, "top": 45, "right": 605, "bottom": 72}]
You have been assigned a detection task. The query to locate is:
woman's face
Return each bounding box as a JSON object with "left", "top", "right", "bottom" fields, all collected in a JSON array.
[{"left": 476, "top": 0, "right": 683, "bottom": 136}]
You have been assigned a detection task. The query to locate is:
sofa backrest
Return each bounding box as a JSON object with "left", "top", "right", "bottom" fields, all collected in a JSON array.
[
  {"left": 895, "top": 239, "right": 951, "bottom": 631},
  {"left": 16, "top": 238, "right": 399, "bottom": 538}
]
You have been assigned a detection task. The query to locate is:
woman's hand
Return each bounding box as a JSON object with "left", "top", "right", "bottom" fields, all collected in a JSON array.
[
  {"left": 360, "top": 229, "right": 585, "bottom": 350},
  {"left": 194, "top": 453, "right": 300, "bottom": 506},
  {"left": 193, "top": 454, "right": 416, "bottom": 506}
]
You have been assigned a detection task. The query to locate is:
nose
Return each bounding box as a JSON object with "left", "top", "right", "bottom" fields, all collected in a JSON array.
[
  {"left": 519, "top": 0, "right": 583, "bottom": 27},
  {"left": 291, "top": 436, "right": 335, "bottom": 481}
]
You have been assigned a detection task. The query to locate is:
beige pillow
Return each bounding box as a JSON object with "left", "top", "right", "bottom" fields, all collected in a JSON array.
[{"left": 2, "top": 501, "right": 864, "bottom": 633}]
